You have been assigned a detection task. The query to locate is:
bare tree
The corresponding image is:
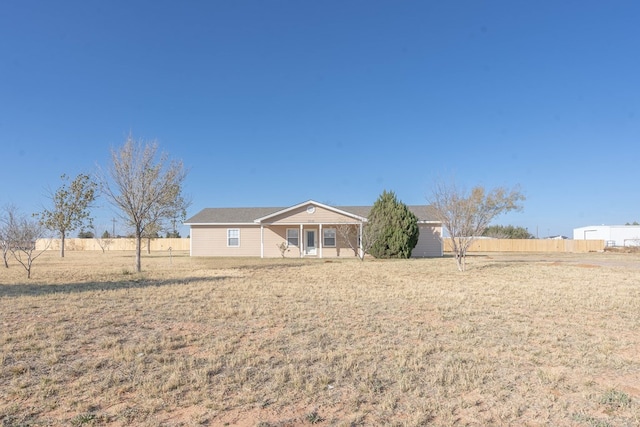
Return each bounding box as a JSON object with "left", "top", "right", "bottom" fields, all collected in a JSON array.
[
  {"left": 276, "top": 241, "right": 290, "bottom": 258},
  {"left": 336, "top": 220, "right": 383, "bottom": 261},
  {"left": 142, "top": 222, "right": 162, "bottom": 255},
  {"left": 0, "top": 228, "right": 8, "bottom": 268},
  {"left": 0, "top": 204, "right": 20, "bottom": 268},
  {"left": 91, "top": 224, "right": 113, "bottom": 253},
  {"left": 35, "top": 173, "right": 97, "bottom": 258},
  {"left": 429, "top": 181, "right": 525, "bottom": 271},
  {"left": 361, "top": 221, "right": 384, "bottom": 260},
  {"left": 97, "top": 135, "right": 189, "bottom": 272},
  {"left": 5, "top": 208, "right": 51, "bottom": 278}
]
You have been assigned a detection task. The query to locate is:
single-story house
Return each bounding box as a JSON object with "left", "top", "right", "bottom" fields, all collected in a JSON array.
[
  {"left": 573, "top": 225, "right": 640, "bottom": 247},
  {"left": 184, "top": 200, "right": 443, "bottom": 258}
]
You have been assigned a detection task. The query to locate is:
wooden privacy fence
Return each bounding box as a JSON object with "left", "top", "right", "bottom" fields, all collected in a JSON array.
[
  {"left": 36, "top": 238, "right": 190, "bottom": 252},
  {"left": 444, "top": 238, "right": 605, "bottom": 253},
  {"left": 35, "top": 238, "right": 604, "bottom": 254}
]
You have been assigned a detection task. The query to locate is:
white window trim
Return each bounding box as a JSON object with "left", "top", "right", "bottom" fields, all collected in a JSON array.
[
  {"left": 227, "top": 228, "right": 240, "bottom": 247},
  {"left": 286, "top": 228, "right": 299, "bottom": 247},
  {"left": 323, "top": 228, "right": 336, "bottom": 247}
]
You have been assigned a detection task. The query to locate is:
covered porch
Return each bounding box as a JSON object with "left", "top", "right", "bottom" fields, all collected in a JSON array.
[{"left": 258, "top": 222, "right": 364, "bottom": 258}]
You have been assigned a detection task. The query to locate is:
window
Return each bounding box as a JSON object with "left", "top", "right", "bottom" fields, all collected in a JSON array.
[
  {"left": 286, "top": 228, "right": 299, "bottom": 247},
  {"left": 227, "top": 229, "right": 240, "bottom": 247},
  {"left": 323, "top": 228, "right": 336, "bottom": 247}
]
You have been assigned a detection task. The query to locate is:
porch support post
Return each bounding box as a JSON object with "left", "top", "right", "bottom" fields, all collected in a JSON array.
[
  {"left": 260, "top": 224, "right": 264, "bottom": 258},
  {"left": 300, "top": 224, "right": 304, "bottom": 258},
  {"left": 319, "top": 223, "right": 323, "bottom": 258},
  {"left": 359, "top": 222, "right": 363, "bottom": 258}
]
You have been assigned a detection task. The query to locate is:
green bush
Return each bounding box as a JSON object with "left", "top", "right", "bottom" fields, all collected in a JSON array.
[{"left": 368, "top": 190, "right": 419, "bottom": 259}]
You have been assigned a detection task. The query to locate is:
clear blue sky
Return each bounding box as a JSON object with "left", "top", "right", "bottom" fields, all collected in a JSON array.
[{"left": 1, "top": 1, "right": 639, "bottom": 238}]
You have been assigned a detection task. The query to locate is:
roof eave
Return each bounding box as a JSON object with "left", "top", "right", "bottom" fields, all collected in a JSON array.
[{"left": 185, "top": 222, "right": 259, "bottom": 226}]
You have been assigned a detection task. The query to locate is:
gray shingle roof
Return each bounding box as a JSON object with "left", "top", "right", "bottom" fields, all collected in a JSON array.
[
  {"left": 184, "top": 207, "right": 282, "bottom": 224},
  {"left": 185, "top": 203, "right": 438, "bottom": 224}
]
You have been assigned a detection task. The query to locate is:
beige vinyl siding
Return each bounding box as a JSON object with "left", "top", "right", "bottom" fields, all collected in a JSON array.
[
  {"left": 190, "top": 223, "right": 441, "bottom": 258},
  {"left": 411, "top": 224, "right": 443, "bottom": 257},
  {"left": 322, "top": 225, "right": 360, "bottom": 258},
  {"left": 186, "top": 202, "right": 444, "bottom": 258},
  {"left": 262, "top": 226, "right": 301, "bottom": 258},
  {"left": 259, "top": 224, "right": 360, "bottom": 258},
  {"left": 267, "top": 205, "right": 360, "bottom": 225},
  {"left": 320, "top": 245, "right": 359, "bottom": 258},
  {"left": 190, "top": 225, "right": 262, "bottom": 256},
  {"left": 191, "top": 224, "right": 362, "bottom": 258},
  {"left": 339, "top": 228, "right": 360, "bottom": 257}
]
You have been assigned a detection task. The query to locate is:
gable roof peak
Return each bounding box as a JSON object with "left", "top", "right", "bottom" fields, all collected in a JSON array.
[{"left": 253, "top": 200, "right": 367, "bottom": 223}]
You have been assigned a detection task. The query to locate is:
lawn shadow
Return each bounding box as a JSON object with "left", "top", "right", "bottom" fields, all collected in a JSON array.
[{"left": 0, "top": 275, "right": 233, "bottom": 298}]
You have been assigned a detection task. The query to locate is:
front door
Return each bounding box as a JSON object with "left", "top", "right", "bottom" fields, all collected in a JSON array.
[{"left": 305, "top": 229, "right": 317, "bottom": 256}]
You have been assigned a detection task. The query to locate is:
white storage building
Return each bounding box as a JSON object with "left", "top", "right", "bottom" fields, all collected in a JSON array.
[{"left": 573, "top": 225, "right": 640, "bottom": 247}]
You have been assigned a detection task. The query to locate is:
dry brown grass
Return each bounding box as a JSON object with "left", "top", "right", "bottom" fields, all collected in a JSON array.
[{"left": 1, "top": 251, "right": 640, "bottom": 426}]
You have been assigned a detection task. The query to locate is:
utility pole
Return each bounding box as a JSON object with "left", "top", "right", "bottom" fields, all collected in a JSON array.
[{"left": 112, "top": 218, "right": 116, "bottom": 237}]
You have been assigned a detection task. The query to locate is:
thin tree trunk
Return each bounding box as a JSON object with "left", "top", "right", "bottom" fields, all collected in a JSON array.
[
  {"left": 60, "top": 232, "right": 65, "bottom": 258},
  {"left": 135, "top": 233, "right": 142, "bottom": 272}
]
